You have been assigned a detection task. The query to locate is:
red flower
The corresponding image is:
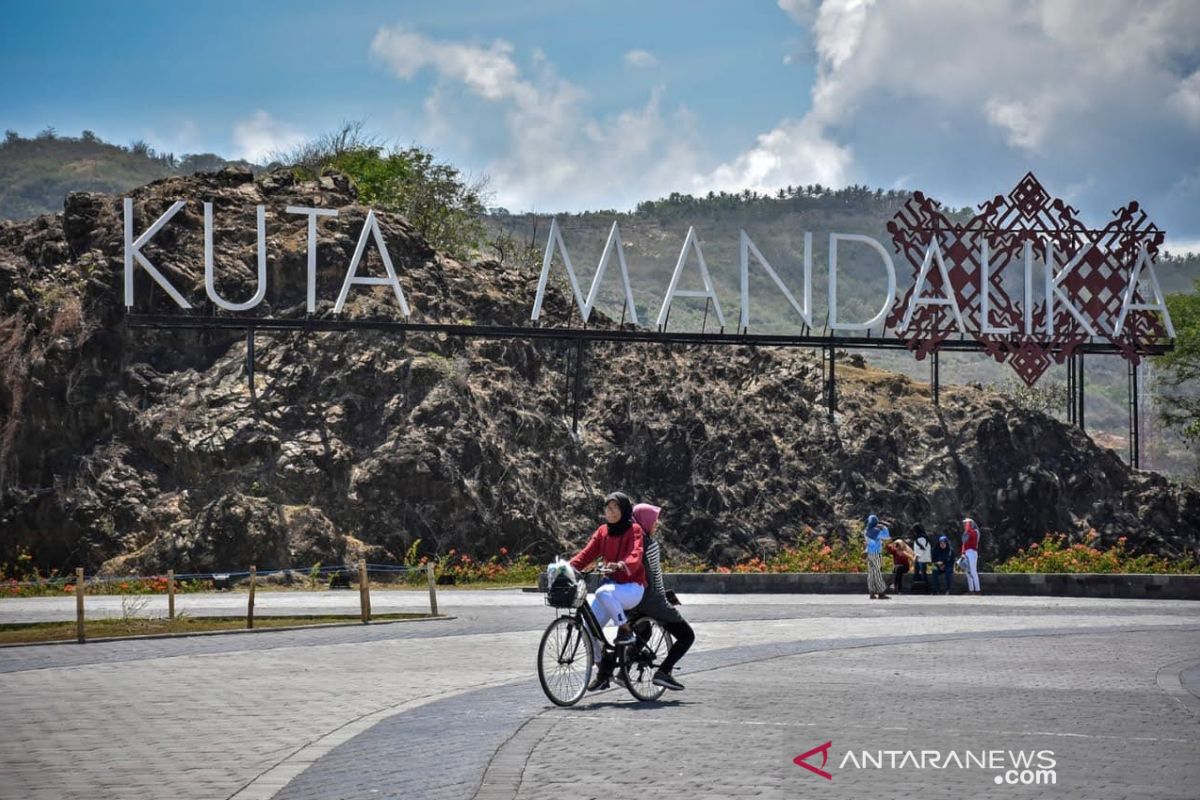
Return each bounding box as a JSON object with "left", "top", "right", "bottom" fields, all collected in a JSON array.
[{"left": 499, "top": 547, "right": 508, "bottom": 556}]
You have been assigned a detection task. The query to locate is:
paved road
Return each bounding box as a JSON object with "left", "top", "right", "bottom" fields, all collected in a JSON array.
[{"left": 0, "top": 592, "right": 1197, "bottom": 799}]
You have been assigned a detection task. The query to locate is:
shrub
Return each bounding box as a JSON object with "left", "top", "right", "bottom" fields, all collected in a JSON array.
[
  {"left": 997, "top": 531, "right": 1200, "bottom": 574},
  {"left": 280, "top": 123, "right": 488, "bottom": 261}
]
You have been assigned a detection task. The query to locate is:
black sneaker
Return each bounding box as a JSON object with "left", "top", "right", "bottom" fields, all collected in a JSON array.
[
  {"left": 587, "top": 672, "right": 612, "bottom": 692},
  {"left": 614, "top": 628, "right": 636, "bottom": 646},
  {"left": 653, "top": 670, "right": 685, "bottom": 691}
]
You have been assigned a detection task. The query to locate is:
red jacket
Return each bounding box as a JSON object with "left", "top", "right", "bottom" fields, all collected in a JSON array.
[
  {"left": 962, "top": 527, "right": 980, "bottom": 552},
  {"left": 886, "top": 541, "right": 912, "bottom": 568},
  {"left": 570, "top": 523, "right": 647, "bottom": 586}
]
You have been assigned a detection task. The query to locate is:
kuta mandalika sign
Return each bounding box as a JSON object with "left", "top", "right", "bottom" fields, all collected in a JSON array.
[{"left": 124, "top": 172, "right": 1174, "bottom": 386}]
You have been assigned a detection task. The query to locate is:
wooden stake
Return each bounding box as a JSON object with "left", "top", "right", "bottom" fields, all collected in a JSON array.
[
  {"left": 426, "top": 562, "right": 438, "bottom": 616},
  {"left": 247, "top": 565, "right": 256, "bottom": 629},
  {"left": 75, "top": 567, "right": 85, "bottom": 644},
  {"left": 359, "top": 559, "right": 371, "bottom": 624},
  {"left": 167, "top": 569, "right": 175, "bottom": 620}
]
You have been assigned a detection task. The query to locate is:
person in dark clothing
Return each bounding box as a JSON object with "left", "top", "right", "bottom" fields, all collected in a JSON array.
[
  {"left": 930, "top": 534, "right": 955, "bottom": 594},
  {"left": 630, "top": 503, "right": 695, "bottom": 691}
]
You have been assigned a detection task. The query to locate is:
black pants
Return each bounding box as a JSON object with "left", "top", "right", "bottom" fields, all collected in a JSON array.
[
  {"left": 892, "top": 564, "right": 909, "bottom": 593},
  {"left": 599, "top": 617, "right": 694, "bottom": 675},
  {"left": 659, "top": 618, "right": 695, "bottom": 674}
]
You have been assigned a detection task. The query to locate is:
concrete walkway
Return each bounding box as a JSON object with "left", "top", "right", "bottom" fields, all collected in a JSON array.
[{"left": 0, "top": 592, "right": 1197, "bottom": 799}]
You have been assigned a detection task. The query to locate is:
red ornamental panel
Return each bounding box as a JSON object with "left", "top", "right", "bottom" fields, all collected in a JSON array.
[{"left": 884, "top": 172, "right": 1170, "bottom": 385}]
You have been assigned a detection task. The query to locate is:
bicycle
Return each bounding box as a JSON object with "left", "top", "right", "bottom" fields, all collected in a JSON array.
[{"left": 537, "top": 566, "right": 673, "bottom": 707}]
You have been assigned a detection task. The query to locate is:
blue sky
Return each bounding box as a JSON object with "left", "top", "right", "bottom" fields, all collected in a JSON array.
[{"left": 2, "top": 1, "right": 1199, "bottom": 249}]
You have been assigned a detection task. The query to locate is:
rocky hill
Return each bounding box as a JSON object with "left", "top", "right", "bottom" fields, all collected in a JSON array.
[
  {"left": 486, "top": 198, "right": 1200, "bottom": 479},
  {"left": 1, "top": 168, "right": 1197, "bottom": 574}
]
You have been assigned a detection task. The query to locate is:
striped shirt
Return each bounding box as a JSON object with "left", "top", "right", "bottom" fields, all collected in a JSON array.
[{"left": 643, "top": 536, "right": 667, "bottom": 597}]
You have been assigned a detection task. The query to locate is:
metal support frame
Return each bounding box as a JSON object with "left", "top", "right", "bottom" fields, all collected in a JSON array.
[
  {"left": 931, "top": 350, "right": 940, "bottom": 407},
  {"left": 246, "top": 328, "right": 256, "bottom": 400},
  {"left": 826, "top": 344, "right": 836, "bottom": 421},
  {"left": 1128, "top": 360, "right": 1140, "bottom": 470},
  {"left": 131, "top": 314, "right": 1172, "bottom": 457},
  {"left": 129, "top": 315, "right": 1173, "bottom": 356},
  {"left": 1076, "top": 353, "right": 1085, "bottom": 431},
  {"left": 1066, "top": 353, "right": 1076, "bottom": 425},
  {"left": 571, "top": 337, "right": 585, "bottom": 437}
]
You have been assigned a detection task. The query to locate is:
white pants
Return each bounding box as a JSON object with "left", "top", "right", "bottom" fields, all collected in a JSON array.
[
  {"left": 964, "top": 549, "right": 979, "bottom": 592},
  {"left": 590, "top": 581, "right": 644, "bottom": 658}
]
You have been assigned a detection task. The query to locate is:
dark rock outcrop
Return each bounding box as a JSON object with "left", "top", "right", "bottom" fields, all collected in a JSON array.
[{"left": 0, "top": 168, "right": 1196, "bottom": 573}]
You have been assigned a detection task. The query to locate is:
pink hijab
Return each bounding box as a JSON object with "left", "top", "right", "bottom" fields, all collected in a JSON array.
[{"left": 632, "top": 503, "right": 661, "bottom": 536}]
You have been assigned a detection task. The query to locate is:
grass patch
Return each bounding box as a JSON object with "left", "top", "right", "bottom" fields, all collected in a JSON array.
[{"left": 0, "top": 613, "right": 432, "bottom": 645}]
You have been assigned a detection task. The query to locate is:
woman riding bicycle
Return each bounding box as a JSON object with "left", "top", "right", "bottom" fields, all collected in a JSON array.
[{"left": 569, "top": 491, "right": 647, "bottom": 691}]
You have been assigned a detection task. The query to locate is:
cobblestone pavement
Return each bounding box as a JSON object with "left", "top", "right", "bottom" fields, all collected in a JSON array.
[{"left": 0, "top": 593, "right": 1196, "bottom": 800}]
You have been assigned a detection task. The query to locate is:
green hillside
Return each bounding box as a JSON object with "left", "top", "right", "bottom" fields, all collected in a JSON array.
[{"left": 0, "top": 128, "right": 248, "bottom": 220}]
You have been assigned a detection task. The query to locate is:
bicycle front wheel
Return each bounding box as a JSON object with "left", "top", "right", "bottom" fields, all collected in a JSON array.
[
  {"left": 620, "top": 617, "right": 673, "bottom": 702},
  {"left": 537, "top": 615, "right": 593, "bottom": 707}
]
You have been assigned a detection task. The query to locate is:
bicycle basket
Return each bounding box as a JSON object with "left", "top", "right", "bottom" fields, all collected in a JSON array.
[{"left": 546, "top": 571, "right": 586, "bottom": 608}]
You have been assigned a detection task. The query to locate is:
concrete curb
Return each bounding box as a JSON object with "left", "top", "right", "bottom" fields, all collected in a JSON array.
[
  {"left": 661, "top": 572, "right": 1200, "bottom": 599},
  {"left": 537, "top": 572, "right": 1200, "bottom": 599}
]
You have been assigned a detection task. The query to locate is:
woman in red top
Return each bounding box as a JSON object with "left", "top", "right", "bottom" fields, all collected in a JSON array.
[
  {"left": 961, "top": 518, "right": 982, "bottom": 594},
  {"left": 885, "top": 538, "right": 914, "bottom": 594},
  {"left": 569, "top": 492, "right": 646, "bottom": 690}
]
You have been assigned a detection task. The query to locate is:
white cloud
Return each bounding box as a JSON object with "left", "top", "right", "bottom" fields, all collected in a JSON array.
[
  {"left": 696, "top": 0, "right": 872, "bottom": 193},
  {"left": 1171, "top": 69, "right": 1200, "bottom": 127},
  {"left": 231, "top": 111, "right": 305, "bottom": 163},
  {"left": 371, "top": 25, "right": 700, "bottom": 211},
  {"left": 368, "top": 3, "right": 1200, "bottom": 233},
  {"left": 984, "top": 98, "right": 1046, "bottom": 151},
  {"left": 1163, "top": 237, "right": 1200, "bottom": 255},
  {"left": 711, "top": 0, "right": 1200, "bottom": 234},
  {"left": 698, "top": 118, "right": 851, "bottom": 194},
  {"left": 624, "top": 49, "right": 658, "bottom": 68},
  {"left": 777, "top": 0, "right": 816, "bottom": 24},
  {"left": 371, "top": 27, "right": 528, "bottom": 103}
]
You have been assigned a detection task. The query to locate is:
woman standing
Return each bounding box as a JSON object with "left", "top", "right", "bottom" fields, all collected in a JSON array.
[
  {"left": 864, "top": 514, "right": 891, "bottom": 600},
  {"left": 961, "top": 518, "right": 982, "bottom": 595}
]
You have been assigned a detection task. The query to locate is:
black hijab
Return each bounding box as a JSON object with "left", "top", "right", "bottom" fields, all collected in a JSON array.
[{"left": 604, "top": 491, "right": 635, "bottom": 536}]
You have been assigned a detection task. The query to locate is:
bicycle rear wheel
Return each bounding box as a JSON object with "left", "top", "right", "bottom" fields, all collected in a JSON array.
[
  {"left": 620, "top": 617, "right": 672, "bottom": 702},
  {"left": 537, "top": 615, "right": 593, "bottom": 707}
]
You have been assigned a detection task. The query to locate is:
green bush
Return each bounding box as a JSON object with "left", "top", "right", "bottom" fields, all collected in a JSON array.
[
  {"left": 282, "top": 123, "right": 487, "bottom": 261},
  {"left": 997, "top": 531, "right": 1200, "bottom": 574}
]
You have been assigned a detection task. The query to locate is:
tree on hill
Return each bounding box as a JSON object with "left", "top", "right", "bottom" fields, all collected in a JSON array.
[{"left": 1156, "top": 280, "right": 1200, "bottom": 455}]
